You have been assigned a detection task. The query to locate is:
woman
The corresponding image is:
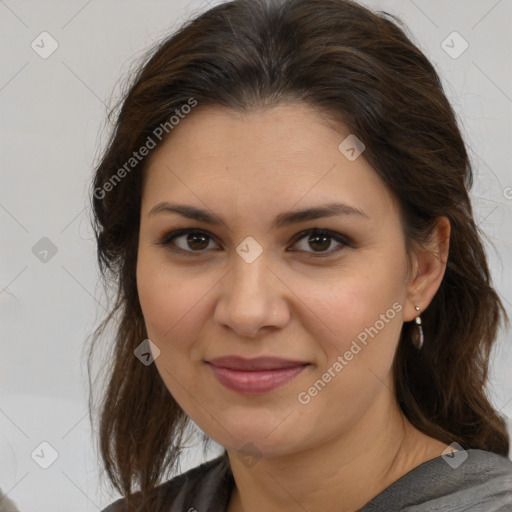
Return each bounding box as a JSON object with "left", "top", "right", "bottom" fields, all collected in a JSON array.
[{"left": 90, "top": 0, "right": 512, "bottom": 510}]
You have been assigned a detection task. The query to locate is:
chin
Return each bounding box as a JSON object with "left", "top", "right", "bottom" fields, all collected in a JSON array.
[{"left": 210, "top": 420, "right": 307, "bottom": 458}]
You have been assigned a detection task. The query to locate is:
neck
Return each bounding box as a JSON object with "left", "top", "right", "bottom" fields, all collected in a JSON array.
[{"left": 226, "top": 381, "right": 446, "bottom": 512}]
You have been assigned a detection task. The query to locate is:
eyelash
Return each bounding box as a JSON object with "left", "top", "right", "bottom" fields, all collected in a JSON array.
[{"left": 156, "top": 228, "right": 351, "bottom": 258}]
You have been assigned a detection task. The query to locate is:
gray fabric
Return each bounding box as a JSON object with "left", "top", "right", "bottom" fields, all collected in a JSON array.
[
  {"left": 102, "top": 449, "right": 512, "bottom": 511},
  {"left": 102, "top": 454, "right": 233, "bottom": 512},
  {"left": 358, "top": 449, "right": 512, "bottom": 511}
]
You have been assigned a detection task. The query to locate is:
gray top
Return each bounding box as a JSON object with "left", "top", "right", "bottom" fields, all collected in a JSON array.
[{"left": 102, "top": 449, "right": 512, "bottom": 511}]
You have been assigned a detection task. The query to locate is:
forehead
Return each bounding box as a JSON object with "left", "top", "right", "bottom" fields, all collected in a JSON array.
[
  {"left": 148, "top": 104, "right": 346, "bottom": 170},
  {"left": 142, "top": 104, "right": 398, "bottom": 224}
]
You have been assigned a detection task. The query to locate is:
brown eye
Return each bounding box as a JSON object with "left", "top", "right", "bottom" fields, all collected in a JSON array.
[
  {"left": 290, "top": 228, "right": 349, "bottom": 256},
  {"left": 158, "top": 229, "right": 220, "bottom": 254},
  {"left": 158, "top": 227, "right": 350, "bottom": 258},
  {"left": 307, "top": 233, "right": 332, "bottom": 252},
  {"left": 185, "top": 232, "right": 210, "bottom": 250}
]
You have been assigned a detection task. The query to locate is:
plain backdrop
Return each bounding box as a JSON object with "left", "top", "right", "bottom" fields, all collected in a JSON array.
[{"left": 1, "top": 1, "right": 511, "bottom": 510}]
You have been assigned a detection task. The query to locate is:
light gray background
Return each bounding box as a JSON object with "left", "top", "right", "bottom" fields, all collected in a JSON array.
[{"left": 1, "top": 1, "right": 511, "bottom": 510}]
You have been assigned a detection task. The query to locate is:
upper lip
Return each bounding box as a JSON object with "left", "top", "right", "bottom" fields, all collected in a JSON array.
[{"left": 206, "top": 356, "right": 308, "bottom": 371}]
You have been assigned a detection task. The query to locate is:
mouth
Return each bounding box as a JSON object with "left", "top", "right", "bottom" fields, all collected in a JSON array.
[{"left": 205, "top": 356, "right": 310, "bottom": 395}]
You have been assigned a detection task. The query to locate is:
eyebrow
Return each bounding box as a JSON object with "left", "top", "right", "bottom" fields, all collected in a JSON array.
[{"left": 148, "top": 201, "right": 369, "bottom": 229}]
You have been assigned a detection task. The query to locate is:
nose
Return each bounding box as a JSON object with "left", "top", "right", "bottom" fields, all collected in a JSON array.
[{"left": 213, "top": 253, "right": 290, "bottom": 338}]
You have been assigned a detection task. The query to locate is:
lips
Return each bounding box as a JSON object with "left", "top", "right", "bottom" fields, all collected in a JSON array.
[
  {"left": 207, "top": 356, "right": 307, "bottom": 371},
  {"left": 205, "top": 356, "right": 309, "bottom": 394}
]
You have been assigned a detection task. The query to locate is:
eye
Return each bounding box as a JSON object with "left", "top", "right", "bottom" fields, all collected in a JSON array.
[
  {"left": 157, "top": 229, "right": 220, "bottom": 255},
  {"left": 156, "top": 227, "right": 350, "bottom": 257},
  {"left": 288, "top": 228, "right": 349, "bottom": 257}
]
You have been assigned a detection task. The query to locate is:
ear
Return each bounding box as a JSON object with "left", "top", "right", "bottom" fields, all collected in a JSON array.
[{"left": 403, "top": 217, "right": 450, "bottom": 322}]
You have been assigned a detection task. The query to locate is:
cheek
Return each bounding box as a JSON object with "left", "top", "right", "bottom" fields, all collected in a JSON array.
[
  {"left": 316, "top": 251, "right": 406, "bottom": 364},
  {"left": 136, "top": 258, "right": 208, "bottom": 405},
  {"left": 297, "top": 276, "right": 405, "bottom": 427},
  {"left": 136, "top": 252, "right": 222, "bottom": 363},
  {"left": 136, "top": 254, "right": 196, "bottom": 345},
  {"left": 137, "top": 256, "right": 170, "bottom": 336}
]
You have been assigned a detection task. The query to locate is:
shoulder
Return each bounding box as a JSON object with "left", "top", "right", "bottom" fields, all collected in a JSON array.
[
  {"left": 101, "top": 452, "right": 233, "bottom": 512},
  {"left": 361, "top": 449, "right": 512, "bottom": 511}
]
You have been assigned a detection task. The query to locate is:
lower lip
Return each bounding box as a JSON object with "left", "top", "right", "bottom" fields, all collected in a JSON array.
[{"left": 207, "top": 364, "right": 308, "bottom": 395}]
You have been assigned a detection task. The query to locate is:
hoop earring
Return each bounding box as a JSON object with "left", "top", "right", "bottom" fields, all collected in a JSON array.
[{"left": 412, "top": 305, "right": 424, "bottom": 350}]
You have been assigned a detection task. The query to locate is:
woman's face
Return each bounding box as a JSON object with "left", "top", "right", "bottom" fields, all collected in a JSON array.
[{"left": 137, "top": 104, "right": 416, "bottom": 457}]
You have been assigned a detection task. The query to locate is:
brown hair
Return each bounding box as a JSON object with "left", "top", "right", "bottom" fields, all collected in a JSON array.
[{"left": 88, "top": 0, "right": 509, "bottom": 506}]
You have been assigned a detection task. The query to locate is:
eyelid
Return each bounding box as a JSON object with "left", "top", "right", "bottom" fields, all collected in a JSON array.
[{"left": 156, "top": 227, "right": 351, "bottom": 257}]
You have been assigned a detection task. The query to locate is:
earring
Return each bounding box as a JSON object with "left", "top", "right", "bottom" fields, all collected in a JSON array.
[{"left": 412, "top": 305, "right": 424, "bottom": 349}]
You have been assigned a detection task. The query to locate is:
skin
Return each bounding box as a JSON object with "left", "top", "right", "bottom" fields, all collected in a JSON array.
[{"left": 136, "top": 104, "right": 451, "bottom": 512}]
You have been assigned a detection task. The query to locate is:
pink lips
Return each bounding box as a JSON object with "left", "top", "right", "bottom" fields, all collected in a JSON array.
[{"left": 206, "top": 356, "right": 309, "bottom": 395}]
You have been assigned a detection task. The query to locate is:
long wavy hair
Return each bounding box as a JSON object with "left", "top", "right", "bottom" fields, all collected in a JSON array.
[{"left": 87, "top": 0, "right": 509, "bottom": 507}]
